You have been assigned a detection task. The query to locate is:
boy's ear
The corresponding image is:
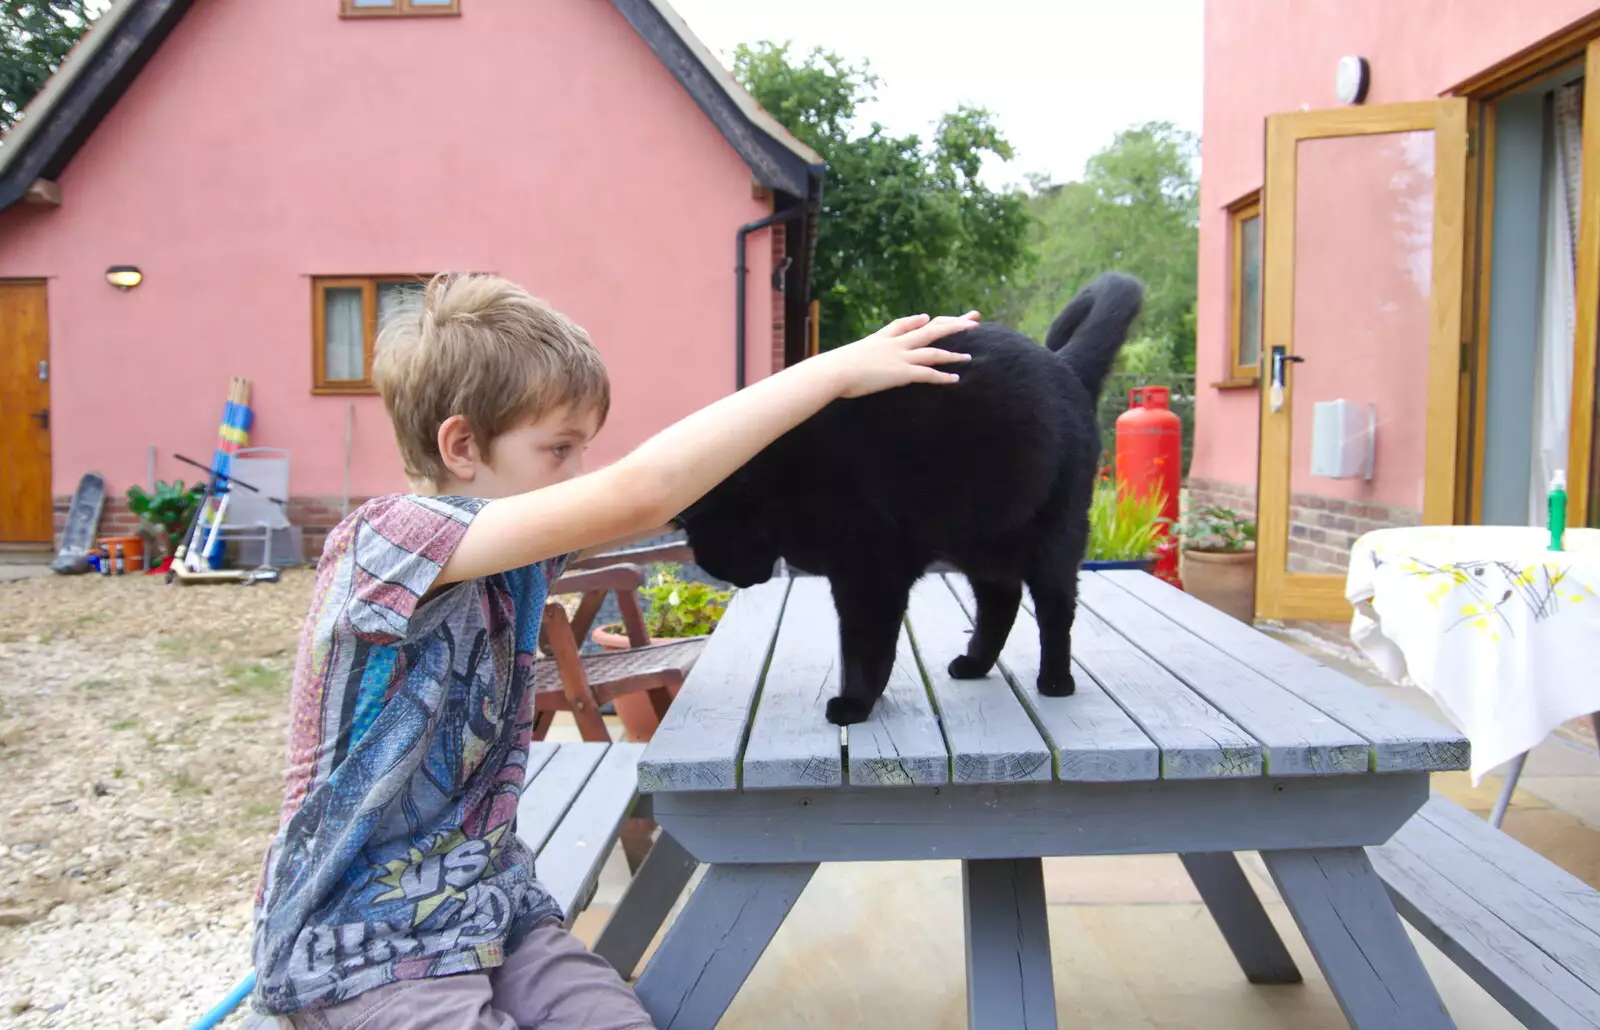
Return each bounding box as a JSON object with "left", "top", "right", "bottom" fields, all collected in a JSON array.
[{"left": 437, "top": 415, "right": 480, "bottom": 483}]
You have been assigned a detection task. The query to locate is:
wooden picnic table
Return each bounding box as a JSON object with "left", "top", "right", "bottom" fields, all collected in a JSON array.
[{"left": 630, "top": 569, "right": 1472, "bottom": 1029}]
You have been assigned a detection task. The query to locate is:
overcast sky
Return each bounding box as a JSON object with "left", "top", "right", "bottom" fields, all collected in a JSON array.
[{"left": 668, "top": 0, "right": 1205, "bottom": 190}]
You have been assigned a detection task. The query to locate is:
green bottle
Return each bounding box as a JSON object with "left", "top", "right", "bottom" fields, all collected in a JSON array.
[{"left": 1550, "top": 469, "right": 1567, "bottom": 552}]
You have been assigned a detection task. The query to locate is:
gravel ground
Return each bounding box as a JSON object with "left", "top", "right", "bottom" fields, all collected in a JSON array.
[{"left": 0, "top": 568, "right": 314, "bottom": 1029}]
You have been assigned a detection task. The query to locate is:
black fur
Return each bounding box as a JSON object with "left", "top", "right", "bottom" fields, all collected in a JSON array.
[{"left": 675, "top": 272, "right": 1145, "bottom": 726}]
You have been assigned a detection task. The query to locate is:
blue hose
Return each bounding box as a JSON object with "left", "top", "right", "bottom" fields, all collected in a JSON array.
[{"left": 189, "top": 970, "right": 255, "bottom": 1030}]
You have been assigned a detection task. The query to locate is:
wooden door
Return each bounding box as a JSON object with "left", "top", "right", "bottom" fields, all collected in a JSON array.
[
  {"left": 1255, "top": 101, "right": 1470, "bottom": 621},
  {"left": 1, "top": 281, "right": 53, "bottom": 543}
]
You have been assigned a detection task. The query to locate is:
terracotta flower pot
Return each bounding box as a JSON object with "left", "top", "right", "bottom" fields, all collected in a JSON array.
[
  {"left": 591, "top": 624, "right": 686, "bottom": 742},
  {"left": 1179, "top": 548, "right": 1257, "bottom": 624}
]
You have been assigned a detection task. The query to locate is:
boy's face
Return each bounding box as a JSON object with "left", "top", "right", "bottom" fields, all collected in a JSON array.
[{"left": 438, "top": 404, "right": 602, "bottom": 499}]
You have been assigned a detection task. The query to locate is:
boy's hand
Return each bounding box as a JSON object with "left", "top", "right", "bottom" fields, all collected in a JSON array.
[{"left": 824, "top": 312, "right": 981, "bottom": 399}]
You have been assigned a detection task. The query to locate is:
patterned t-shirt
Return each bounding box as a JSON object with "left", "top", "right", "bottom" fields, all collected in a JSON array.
[{"left": 250, "top": 494, "right": 568, "bottom": 1015}]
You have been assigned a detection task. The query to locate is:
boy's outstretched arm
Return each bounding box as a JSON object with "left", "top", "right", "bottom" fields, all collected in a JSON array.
[{"left": 436, "top": 312, "right": 978, "bottom": 585}]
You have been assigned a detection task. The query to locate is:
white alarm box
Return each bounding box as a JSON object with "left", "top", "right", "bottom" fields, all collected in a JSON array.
[{"left": 1309, "top": 399, "right": 1375, "bottom": 480}]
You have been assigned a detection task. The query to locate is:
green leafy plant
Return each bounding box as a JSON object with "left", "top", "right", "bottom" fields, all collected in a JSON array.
[
  {"left": 1178, "top": 505, "right": 1257, "bottom": 554},
  {"left": 126, "top": 480, "right": 205, "bottom": 556},
  {"left": 619, "top": 564, "right": 734, "bottom": 639},
  {"left": 1086, "top": 480, "right": 1170, "bottom": 562}
]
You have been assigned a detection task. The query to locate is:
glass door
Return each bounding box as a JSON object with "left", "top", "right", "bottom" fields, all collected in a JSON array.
[{"left": 1255, "top": 100, "right": 1470, "bottom": 621}]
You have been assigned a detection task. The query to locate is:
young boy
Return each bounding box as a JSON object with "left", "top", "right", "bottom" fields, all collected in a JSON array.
[{"left": 250, "top": 273, "right": 976, "bottom": 1028}]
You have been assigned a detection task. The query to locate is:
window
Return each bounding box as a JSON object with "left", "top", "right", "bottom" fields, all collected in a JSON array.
[
  {"left": 341, "top": 0, "right": 459, "bottom": 18},
  {"left": 312, "top": 277, "right": 428, "bottom": 393},
  {"left": 1226, "top": 191, "right": 1263, "bottom": 384}
]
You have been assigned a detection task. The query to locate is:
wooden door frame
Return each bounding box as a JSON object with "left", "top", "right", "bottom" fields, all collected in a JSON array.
[
  {"left": 1255, "top": 101, "right": 1469, "bottom": 622},
  {"left": 1453, "top": 24, "right": 1600, "bottom": 529}
]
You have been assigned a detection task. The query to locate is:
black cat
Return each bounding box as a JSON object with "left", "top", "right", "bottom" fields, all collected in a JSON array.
[{"left": 674, "top": 272, "right": 1145, "bottom": 726}]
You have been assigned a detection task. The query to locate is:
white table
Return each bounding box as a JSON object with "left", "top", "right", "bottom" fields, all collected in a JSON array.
[{"left": 1347, "top": 525, "right": 1600, "bottom": 825}]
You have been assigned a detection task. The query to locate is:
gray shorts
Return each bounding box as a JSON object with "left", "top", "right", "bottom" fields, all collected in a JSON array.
[{"left": 280, "top": 918, "right": 656, "bottom": 1030}]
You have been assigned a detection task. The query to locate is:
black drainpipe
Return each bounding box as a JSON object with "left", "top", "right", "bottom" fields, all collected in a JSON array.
[{"left": 735, "top": 205, "right": 806, "bottom": 390}]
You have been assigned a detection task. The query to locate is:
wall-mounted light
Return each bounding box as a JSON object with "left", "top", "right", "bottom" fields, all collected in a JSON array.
[
  {"left": 1336, "top": 56, "right": 1370, "bottom": 105},
  {"left": 106, "top": 265, "right": 143, "bottom": 289}
]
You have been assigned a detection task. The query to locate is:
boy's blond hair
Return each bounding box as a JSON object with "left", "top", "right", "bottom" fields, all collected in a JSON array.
[{"left": 373, "top": 273, "right": 609, "bottom": 488}]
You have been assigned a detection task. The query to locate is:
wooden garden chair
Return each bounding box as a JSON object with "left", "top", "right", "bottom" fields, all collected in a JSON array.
[{"left": 532, "top": 542, "right": 702, "bottom": 869}]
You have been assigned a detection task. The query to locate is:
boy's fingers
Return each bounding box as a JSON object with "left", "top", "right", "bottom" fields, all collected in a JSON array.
[
  {"left": 882, "top": 314, "right": 931, "bottom": 337},
  {"left": 905, "top": 317, "right": 979, "bottom": 346},
  {"left": 912, "top": 366, "right": 962, "bottom": 384},
  {"left": 907, "top": 347, "right": 973, "bottom": 366}
]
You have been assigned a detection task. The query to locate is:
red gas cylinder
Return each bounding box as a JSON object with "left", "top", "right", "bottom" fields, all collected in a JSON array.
[{"left": 1114, "top": 386, "right": 1183, "bottom": 587}]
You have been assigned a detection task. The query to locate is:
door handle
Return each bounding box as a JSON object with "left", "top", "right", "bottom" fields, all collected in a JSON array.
[
  {"left": 1268, "top": 345, "right": 1304, "bottom": 413},
  {"left": 30, "top": 409, "right": 49, "bottom": 430}
]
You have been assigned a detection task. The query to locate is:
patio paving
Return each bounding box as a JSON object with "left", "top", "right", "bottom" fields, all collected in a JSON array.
[{"left": 550, "top": 625, "right": 1600, "bottom": 1029}]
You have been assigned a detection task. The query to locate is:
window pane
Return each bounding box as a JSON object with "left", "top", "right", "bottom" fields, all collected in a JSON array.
[
  {"left": 1238, "top": 213, "right": 1262, "bottom": 371},
  {"left": 351, "top": 0, "right": 396, "bottom": 7},
  {"left": 324, "top": 287, "right": 365, "bottom": 381},
  {"left": 377, "top": 281, "right": 425, "bottom": 337},
  {"left": 408, "top": 0, "right": 455, "bottom": 5}
]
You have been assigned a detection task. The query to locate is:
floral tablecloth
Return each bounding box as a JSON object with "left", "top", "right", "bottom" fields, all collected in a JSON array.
[{"left": 1346, "top": 525, "right": 1600, "bottom": 783}]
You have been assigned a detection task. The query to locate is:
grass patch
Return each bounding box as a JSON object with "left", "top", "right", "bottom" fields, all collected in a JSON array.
[
  {"left": 109, "top": 717, "right": 139, "bottom": 731},
  {"left": 166, "top": 768, "right": 210, "bottom": 796},
  {"left": 226, "top": 662, "right": 285, "bottom": 695}
]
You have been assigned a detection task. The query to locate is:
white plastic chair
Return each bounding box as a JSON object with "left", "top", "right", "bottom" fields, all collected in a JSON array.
[{"left": 216, "top": 447, "right": 292, "bottom": 568}]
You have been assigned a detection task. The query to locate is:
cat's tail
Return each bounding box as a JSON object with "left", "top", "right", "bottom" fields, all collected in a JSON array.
[{"left": 1044, "top": 271, "right": 1145, "bottom": 398}]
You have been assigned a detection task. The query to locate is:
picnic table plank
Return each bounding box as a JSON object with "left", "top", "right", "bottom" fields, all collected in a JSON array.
[
  {"left": 516, "top": 742, "right": 606, "bottom": 853},
  {"left": 1103, "top": 570, "right": 1470, "bottom": 772},
  {"left": 1060, "top": 597, "right": 1261, "bottom": 779},
  {"left": 1078, "top": 573, "right": 1371, "bottom": 776},
  {"left": 905, "top": 577, "right": 1052, "bottom": 784},
  {"left": 636, "top": 581, "right": 790, "bottom": 793},
  {"left": 847, "top": 625, "right": 952, "bottom": 786},
  {"left": 536, "top": 742, "right": 645, "bottom": 920},
  {"left": 945, "top": 575, "right": 1158, "bottom": 781},
  {"left": 742, "top": 577, "right": 845, "bottom": 789}
]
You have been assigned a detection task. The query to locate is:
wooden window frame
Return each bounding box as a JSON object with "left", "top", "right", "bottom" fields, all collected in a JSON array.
[
  {"left": 340, "top": 0, "right": 460, "bottom": 19},
  {"left": 1220, "top": 190, "right": 1263, "bottom": 387},
  {"left": 312, "top": 275, "right": 430, "bottom": 395}
]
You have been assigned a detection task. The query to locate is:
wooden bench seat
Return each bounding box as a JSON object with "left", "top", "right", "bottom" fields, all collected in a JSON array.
[{"left": 1369, "top": 794, "right": 1600, "bottom": 1030}]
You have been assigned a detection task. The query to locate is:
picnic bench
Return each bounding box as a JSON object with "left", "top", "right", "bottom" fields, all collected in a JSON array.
[
  {"left": 1370, "top": 793, "right": 1600, "bottom": 1030},
  {"left": 632, "top": 568, "right": 1476, "bottom": 1029}
]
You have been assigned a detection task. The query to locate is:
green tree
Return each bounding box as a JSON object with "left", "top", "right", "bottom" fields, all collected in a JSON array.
[
  {"left": 1, "top": 1, "right": 98, "bottom": 133},
  {"left": 733, "top": 42, "right": 1030, "bottom": 350},
  {"left": 1005, "top": 122, "right": 1199, "bottom": 372}
]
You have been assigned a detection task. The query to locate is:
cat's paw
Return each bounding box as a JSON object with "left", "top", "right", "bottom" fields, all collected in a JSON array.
[
  {"left": 1037, "top": 670, "right": 1076, "bottom": 698},
  {"left": 825, "top": 696, "right": 874, "bottom": 726},
  {"left": 947, "top": 654, "right": 993, "bottom": 679}
]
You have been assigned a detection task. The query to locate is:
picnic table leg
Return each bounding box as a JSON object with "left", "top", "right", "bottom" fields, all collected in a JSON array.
[
  {"left": 1488, "top": 752, "right": 1527, "bottom": 829},
  {"left": 963, "top": 858, "right": 1058, "bottom": 1029},
  {"left": 593, "top": 831, "right": 698, "bottom": 980},
  {"left": 1261, "top": 847, "right": 1455, "bottom": 1029},
  {"left": 634, "top": 862, "right": 817, "bottom": 1030},
  {"left": 1179, "top": 852, "right": 1302, "bottom": 984}
]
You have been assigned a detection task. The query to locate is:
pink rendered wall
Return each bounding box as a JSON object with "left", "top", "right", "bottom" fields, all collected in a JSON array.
[
  {"left": 0, "top": 0, "right": 775, "bottom": 500},
  {"left": 1194, "top": 0, "right": 1599, "bottom": 490}
]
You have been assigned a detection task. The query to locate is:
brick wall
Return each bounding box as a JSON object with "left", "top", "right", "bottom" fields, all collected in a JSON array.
[
  {"left": 770, "top": 224, "right": 787, "bottom": 372},
  {"left": 1183, "top": 477, "right": 1418, "bottom": 575},
  {"left": 55, "top": 493, "right": 364, "bottom": 564}
]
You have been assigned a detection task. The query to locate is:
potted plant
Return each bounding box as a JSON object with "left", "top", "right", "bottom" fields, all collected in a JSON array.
[
  {"left": 126, "top": 480, "right": 205, "bottom": 566},
  {"left": 1177, "top": 505, "right": 1257, "bottom": 623},
  {"left": 591, "top": 563, "right": 734, "bottom": 650},
  {"left": 1083, "top": 479, "right": 1170, "bottom": 572}
]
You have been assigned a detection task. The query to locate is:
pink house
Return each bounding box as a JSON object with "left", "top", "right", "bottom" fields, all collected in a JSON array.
[
  {"left": 1193, "top": 2, "right": 1600, "bottom": 621},
  {"left": 0, "top": 0, "right": 823, "bottom": 556}
]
